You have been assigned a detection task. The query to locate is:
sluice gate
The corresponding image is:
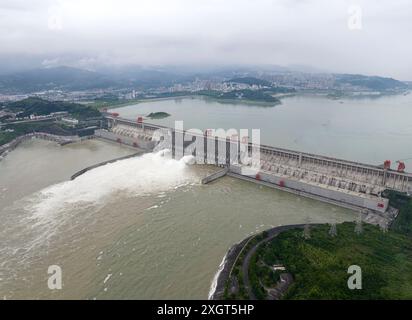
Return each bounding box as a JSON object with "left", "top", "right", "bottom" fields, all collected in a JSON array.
[{"left": 97, "top": 115, "right": 412, "bottom": 217}]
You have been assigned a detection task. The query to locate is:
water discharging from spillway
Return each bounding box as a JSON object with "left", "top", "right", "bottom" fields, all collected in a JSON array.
[
  {"left": 0, "top": 140, "right": 356, "bottom": 299},
  {"left": 28, "top": 150, "right": 198, "bottom": 228}
]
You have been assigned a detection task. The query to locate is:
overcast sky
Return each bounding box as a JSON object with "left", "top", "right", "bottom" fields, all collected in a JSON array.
[{"left": 0, "top": 0, "right": 411, "bottom": 79}]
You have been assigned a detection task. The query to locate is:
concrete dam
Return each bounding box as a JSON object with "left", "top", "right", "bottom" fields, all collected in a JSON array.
[{"left": 95, "top": 115, "right": 412, "bottom": 222}]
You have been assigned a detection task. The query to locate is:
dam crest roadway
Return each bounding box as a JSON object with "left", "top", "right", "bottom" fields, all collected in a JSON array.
[{"left": 91, "top": 115, "right": 412, "bottom": 227}]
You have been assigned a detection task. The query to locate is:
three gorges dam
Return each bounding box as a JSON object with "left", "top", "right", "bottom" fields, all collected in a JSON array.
[{"left": 93, "top": 114, "right": 412, "bottom": 226}]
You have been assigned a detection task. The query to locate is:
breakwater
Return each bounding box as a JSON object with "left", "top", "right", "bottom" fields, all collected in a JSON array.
[
  {"left": 70, "top": 151, "right": 145, "bottom": 180},
  {"left": 0, "top": 133, "right": 86, "bottom": 158}
]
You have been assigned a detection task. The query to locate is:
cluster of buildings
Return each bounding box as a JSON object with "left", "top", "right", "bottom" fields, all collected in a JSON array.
[
  {"left": 150, "top": 78, "right": 271, "bottom": 95},
  {"left": 1, "top": 72, "right": 405, "bottom": 105},
  {"left": 267, "top": 73, "right": 335, "bottom": 90},
  {"left": 0, "top": 89, "right": 119, "bottom": 104}
]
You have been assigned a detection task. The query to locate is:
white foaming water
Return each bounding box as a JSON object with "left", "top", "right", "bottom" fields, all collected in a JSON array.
[
  {"left": 29, "top": 150, "right": 197, "bottom": 222},
  {"left": 0, "top": 150, "right": 198, "bottom": 261},
  {"left": 208, "top": 252, "right": 227, "bottom": 300}
]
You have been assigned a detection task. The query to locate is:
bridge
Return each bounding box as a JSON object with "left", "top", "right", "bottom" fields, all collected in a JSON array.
[{"left": 94, "top": 115, "right": 412, "bottom": 220}]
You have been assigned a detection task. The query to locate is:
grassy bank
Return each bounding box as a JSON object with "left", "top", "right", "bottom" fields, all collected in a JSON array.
[
  {"left": 0, "top": 121, "right": 74, "bottom": 146},
  {"left": 266, "top": 223, "right": 412, "bottom": 299},
  {"left": 226, "top": 221, "right": 412, "bottom": 300},
  {"left": 386, "top": 190, "right": 412, "bottom": 237},
  {"left": 89, "top": 90, "right": 283, "bottom": 111}
]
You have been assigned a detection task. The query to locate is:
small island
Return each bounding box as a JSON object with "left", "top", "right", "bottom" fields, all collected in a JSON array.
[{"left": 146, "top": 112, "right": 171, "bottom": 119}]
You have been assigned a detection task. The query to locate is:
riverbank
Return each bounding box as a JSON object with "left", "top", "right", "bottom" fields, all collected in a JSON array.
[
  {"left": 98, "top": 93, "right": 283, "bottom": 111},
  {"left": 209, "top": 224, "right": 307, "bottom": 300},
  {"left": 214, "top": 218, "right": 412, "bottom": 300},
  {"left": 100, "top": 90, "right": 410, "bottom": 112},
  {"left": 0, "top": 132, "right": 87, "bottom": 159}
]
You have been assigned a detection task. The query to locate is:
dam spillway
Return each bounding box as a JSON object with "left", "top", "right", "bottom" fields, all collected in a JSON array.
[{"left": 95, "top": 115, "right": 412, "bottom": 218}]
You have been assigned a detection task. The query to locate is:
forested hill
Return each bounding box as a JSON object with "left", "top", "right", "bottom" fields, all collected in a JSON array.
[
  {"left": 334, "top": 74, "right": 408, "bottom": 91},
  {"left": 6, "top": 97, "right": 101, "bottom": 119}
]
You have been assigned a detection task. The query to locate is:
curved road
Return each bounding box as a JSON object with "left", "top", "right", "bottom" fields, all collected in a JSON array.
[{"left": 241, "top": 224, "right": 306, "bottom": 300}]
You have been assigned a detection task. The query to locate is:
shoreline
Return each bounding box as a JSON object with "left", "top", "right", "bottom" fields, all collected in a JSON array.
[
  {"left": 70, "top": 150, "right": 145, "bottom": 180},
  {"left": 208, "top": 235, "right": 253, "bottom": 300},
  {"left": 100, "top": 90, "right": 409, "bottom": 111},
  {"left": 103, "top": 94, "right": 282, "bottom": 110},
  {"left": 0, "top": 132, "right": 87, "bottom": 159},
  {"left": 208, "top": 224, "right": 310, "bottom": 300}
]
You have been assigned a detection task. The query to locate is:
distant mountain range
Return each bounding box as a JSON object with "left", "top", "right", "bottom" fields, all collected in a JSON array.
[
  {"left": 334, "top": 74, "right": 408, "bottom": 91},
  {"left": 0, "top": 67, "right": 116, "bottom": 93},
  {"left": 0, "top": 65, "right": 408, "bottom": 94}
]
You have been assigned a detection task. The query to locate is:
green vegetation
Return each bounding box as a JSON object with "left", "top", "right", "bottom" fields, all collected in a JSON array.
[
  {"left": 147, "top": 112, "right": 171, "bottom": 119},
  {"left": 197, "top": 90, "right": 281, "bottom": 104},
  {"left": 224, "top": 232, "right": 268, "bottom": 300},
  {"left": 266, "top": 223, "right": 412, "bottom": 299},
  {"left": 335, "top": 74, "right": 408, "bottom": 91},
  {"left": 1, "top": 97, "right": 103, "bottom": 147},
  {"left": 93, "top": 90, "right": 284, "bottom": 110},
  {"left": 0, "top": 131, "right": 17, "bottom": 146},
  {"left": 226, "top": 220, "right": 412, "bottom": 300},
  {"left": 7, "top": 97, "right": 101, "bottom": 120},
  {"left": 88, "top": 98, "right": 143, "bottom": 110},
  {"left": 386, "top": 190, "right": 412, "bottom": 237},
  {"left": 0, "top": 121, "right": 76, "bottom": 144},
  {"left": 0, "top": 66, "right": 117, "bottom": 93}
]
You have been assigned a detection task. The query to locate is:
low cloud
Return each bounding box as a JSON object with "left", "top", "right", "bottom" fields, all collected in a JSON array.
[{"left": 0, "top": 0, "right": 411, "bottom": 79}]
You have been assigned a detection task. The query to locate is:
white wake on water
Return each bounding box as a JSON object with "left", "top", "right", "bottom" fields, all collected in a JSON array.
[
  {"left": 29, "top": 150, "right": 197, "bottom": 221},
  {"left": 0, "top": 150, "right": 198, "bottom": 280}
]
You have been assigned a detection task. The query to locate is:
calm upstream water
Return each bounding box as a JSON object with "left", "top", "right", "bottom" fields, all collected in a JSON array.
[
  {"left": 112, "top": 94, "right": 412, "bottom": 168},
  {"left": 1, "top": 93, "right": 410, "bottom": 299}
]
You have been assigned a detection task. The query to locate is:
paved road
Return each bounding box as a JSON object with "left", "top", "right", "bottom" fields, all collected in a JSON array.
[{"left": 241, "top": 224, "right": 306, "bottom": 300}]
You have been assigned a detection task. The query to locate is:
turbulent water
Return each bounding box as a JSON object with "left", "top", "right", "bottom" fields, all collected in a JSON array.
[{"left": 0, "top": 139, "right": 356, "bottom": 299}]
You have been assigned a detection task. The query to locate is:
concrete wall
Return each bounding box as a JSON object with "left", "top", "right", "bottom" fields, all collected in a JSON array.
[
  {"left": 229, "top": 165, "right": 388, "bottom": 213},
  {"left": 101, "top": 118, "right": 402, "bottom": 214},
  {"left": 95, "top": 129, "right": 155, "bottom": 150}
]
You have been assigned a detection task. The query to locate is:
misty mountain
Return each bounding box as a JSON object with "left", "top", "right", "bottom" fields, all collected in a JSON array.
[
  {"left": 0, "top": 66, "right": 195, "bottom": 93},
  {"left": 334, "top": 74, "right": 408, "bottom": 91},
  {"left": 98, "top": 65, "right": 192, "bottom": 88},
  {"left": 0, "top": 65, "right": 409, "bottom": 94},
  {"left": 0, "top": 66, "right": 117, "bottom": 93}
]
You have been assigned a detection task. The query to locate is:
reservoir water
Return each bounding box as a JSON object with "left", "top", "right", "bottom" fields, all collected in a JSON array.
[
  {"left": 111, "top": 94, "right": 412, "bottom": 168},
  {"left": 1, "top": 93, "right": 411, "bottom": 299}
]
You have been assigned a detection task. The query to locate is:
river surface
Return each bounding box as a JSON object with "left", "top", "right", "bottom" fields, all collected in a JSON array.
[
  {"left": 2, "top": 93, "right": 411, "bottom": 299},
  {"left": 111, "top": 94, "right": 412, "bottom": 168},
  {"left": 0, "top": 139, "right": 355, "bottom": 299}
]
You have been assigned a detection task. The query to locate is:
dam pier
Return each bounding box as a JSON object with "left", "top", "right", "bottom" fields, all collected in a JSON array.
[{"left": 92, "top": 115, "right": 412, "bottom": 226}]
